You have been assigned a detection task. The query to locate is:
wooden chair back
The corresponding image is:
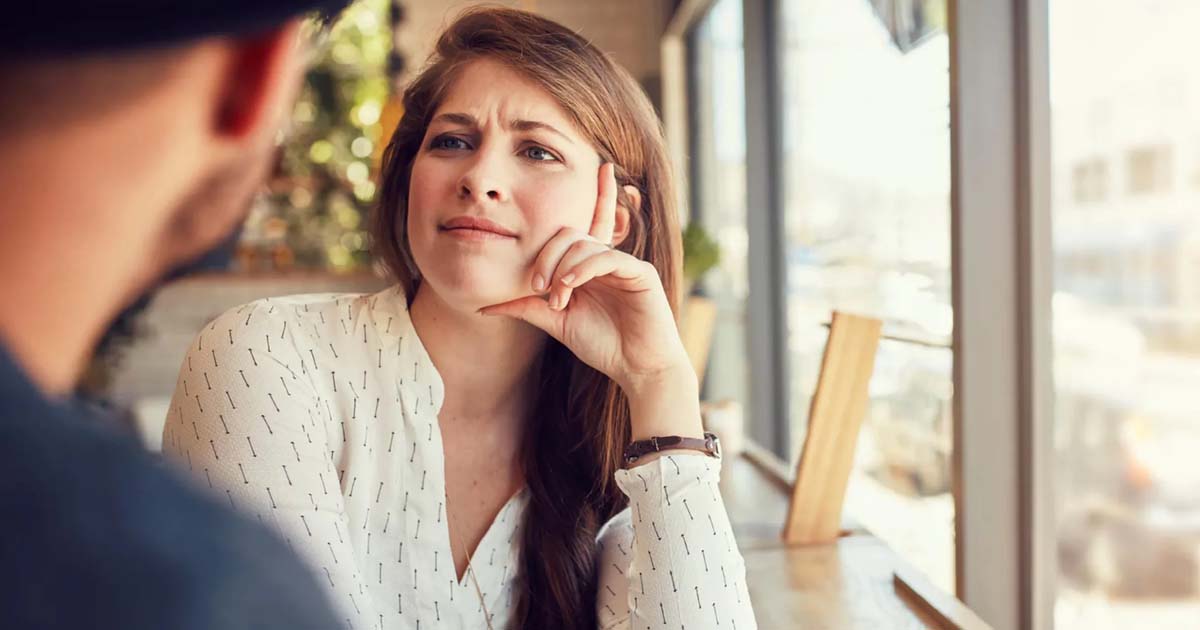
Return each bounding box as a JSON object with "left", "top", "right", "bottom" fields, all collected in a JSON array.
[{"left": 782, "top": 311, "right": 883, "bottom": 545}]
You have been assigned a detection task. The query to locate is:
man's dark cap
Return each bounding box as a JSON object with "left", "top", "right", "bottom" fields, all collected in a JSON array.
[{"left": 2, "top": 1, "right": 354, "bottom": 57}]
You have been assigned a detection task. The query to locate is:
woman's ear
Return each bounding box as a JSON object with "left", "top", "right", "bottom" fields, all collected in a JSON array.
[{"left": 612, "top": 185, "right": 639, "bottom": 247}]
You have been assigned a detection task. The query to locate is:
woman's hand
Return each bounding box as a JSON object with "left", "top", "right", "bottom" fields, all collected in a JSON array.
[{"left": 478, "top": 163, "right": 695, "bottom": 404}]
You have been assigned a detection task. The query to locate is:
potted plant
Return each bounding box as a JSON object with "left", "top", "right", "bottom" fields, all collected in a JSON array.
[{"left": 679, "top": 221, "right": 720, "bottom": 382}]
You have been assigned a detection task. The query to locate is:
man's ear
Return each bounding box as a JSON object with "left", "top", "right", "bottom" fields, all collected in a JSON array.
[
  {"left": 215, "top": 20, "right": 305, "bottom": 140},
  {"left": 612, "top": 185, "right": 639, "bottom": 248}
]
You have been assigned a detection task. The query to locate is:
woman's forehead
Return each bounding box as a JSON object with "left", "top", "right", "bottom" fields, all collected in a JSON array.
[{"left": 431, "top": 59, "right": 584, "bottom": 140}]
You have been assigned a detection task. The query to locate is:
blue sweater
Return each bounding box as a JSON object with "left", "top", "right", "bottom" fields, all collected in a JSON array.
[{"left": 0, "top": 344, "right": 341, "bottom": 629}]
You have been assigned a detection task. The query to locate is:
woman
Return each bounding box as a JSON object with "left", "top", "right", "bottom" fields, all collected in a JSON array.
[{"left": 163, "top": 7, "right": 756, "bottom": 629}]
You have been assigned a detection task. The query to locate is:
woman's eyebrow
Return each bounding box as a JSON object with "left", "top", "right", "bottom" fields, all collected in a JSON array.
[
  {"left": 510, "top": 119, "right": 575, "bottom": 145},
  {"left": 430, "top": 112, "right": 477, "bottom": 128},
  {"left": 430, "top": 112, "right": 575, "bottom": 146}
]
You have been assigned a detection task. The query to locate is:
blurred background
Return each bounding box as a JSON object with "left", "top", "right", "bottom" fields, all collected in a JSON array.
[{"left": 86, "top": 1, "right": 1200, "bottom": 628}]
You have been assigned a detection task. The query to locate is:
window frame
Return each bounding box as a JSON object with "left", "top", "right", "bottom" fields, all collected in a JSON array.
[
  {"left": 670, "top": 0, "right": 1057, "bottom": 627},
  {"left": 949, "top": 0, "right": 1054, "bottom": 627},
  {"left": 669, "top": 0, "right": 791, "bottom": 454}
]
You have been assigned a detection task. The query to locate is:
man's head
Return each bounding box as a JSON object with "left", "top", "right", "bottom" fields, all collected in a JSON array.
[
  {"left": 0, "top": 2, "right": 348, "bottom": 393},
  {"left": 0, "top": 7, "right": 335, "bottom": 278}
]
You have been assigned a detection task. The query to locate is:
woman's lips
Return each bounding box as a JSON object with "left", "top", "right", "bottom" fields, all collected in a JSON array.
[{"left": 439, "top": 215, "right": 518, "bottom": 241}]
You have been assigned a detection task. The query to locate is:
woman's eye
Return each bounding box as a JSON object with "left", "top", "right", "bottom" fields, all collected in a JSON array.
[
  {"left": 522, "top": 145, "right": 559, "bottom": 162},
  {"left": 430, "top": 135, "right": 469, "bottom": 151}
]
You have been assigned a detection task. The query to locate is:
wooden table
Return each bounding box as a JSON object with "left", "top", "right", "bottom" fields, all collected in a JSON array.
[{"left": 719, "top": 452, "right": 992, "bottom": 630}]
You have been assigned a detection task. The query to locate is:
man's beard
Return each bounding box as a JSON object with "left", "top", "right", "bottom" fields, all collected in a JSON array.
[
  {"left": 80, "top": 148, "right": 272, "bottom": 412},
  {"left": 77, "top": 222, "right": 243, "bottom": 413},
  {"left": 92, "top": 145, "right": 274, "bottom": 372},
  {"left": 73, "top": 220, "right": 244, "bottom": 436},
  {"left": 92, "top": 224, "right": 244, "bottom": 363}
]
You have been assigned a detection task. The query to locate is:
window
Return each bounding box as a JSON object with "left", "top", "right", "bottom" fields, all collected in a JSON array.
[
  {"left": 778, "top": 0, "right": 954, "bottom": 592},
  {"left": 1192, "top": 141, "right": 1200, "bottom": 190},
  {"left": 1126, "top": 146, "right": 1173, "bottom": 195},
  {"left": 1051, "top": 0, "right": 1200, "bottom": 627},
  {"left": 689, "top": 0, "right": 749, "bottom": 419},
  {"left": 1072, "top": 159, "right": 1109, "bottom": 204}
]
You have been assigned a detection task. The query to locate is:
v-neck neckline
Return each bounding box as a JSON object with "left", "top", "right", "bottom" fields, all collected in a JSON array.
[
  {"left": 444, "top": 486, "right": 527, "bottom": 586},
  {"left": 386, "top": 288, "right": 525, "bottom": 588}
]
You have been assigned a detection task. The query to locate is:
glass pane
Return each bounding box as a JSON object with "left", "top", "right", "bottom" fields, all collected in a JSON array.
[
  {"left": 1051, "top": 1, "right": 1200, "bottom": 626},
  {"left": 690, "top": 0, "right": 750, "bottom": 422},
  {"left": 848, "top": 336, "right": 955, "bottom": 586},
  {"left": 779, "top": 0, "right": 954, "bottom": 592}
]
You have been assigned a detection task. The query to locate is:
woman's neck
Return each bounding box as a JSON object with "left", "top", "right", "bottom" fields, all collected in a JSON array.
[{"left": 409, "top": 283, "right": 546, "bottom": 428}]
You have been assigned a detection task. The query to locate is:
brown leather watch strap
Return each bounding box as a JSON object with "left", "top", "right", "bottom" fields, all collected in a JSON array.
[{"left": 623, "top": 432, "right": 721, "bottom": 466}]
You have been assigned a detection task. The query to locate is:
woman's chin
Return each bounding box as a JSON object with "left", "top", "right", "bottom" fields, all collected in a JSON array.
[
  {"left": 426, "top": 274, "right": 529, "bottom": 313},
  {"left": 413, "top": 250, "right": 534, "bottom": 312}
]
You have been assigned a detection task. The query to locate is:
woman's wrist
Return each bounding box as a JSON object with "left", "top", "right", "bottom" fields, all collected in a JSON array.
[{"left": 624, "top": 363, "right": 703, "bottom": 442}]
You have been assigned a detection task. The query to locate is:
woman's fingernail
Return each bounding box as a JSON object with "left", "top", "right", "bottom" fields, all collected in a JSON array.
[
  {"left": 561, "top": 273, "right": 576, "bottom": 286},
  {"left": 533, "top": 274, "right": 545, "bottom": 292}
]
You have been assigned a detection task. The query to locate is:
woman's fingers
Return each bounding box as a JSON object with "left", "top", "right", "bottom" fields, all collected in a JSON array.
[
  {"left": 561, "top": 249, "right": 653, "bottom": 289},
  {"left": 478, "top": 296, "right": 563, "bottom": 341},
  {"left": 588, "top": 162, "right": 618, "bottom": 246},
  {"left": 546, "top": 239, "right": 608, "bottom": 310},
  {"left": 526, "top": 163, "right": 622, "bottom": 310},
  {"left": 551, "top": 248, "right": 657, "bottom": 310},
  {"left": 530, "top": 228, "right": 589, "bottom": 293}
]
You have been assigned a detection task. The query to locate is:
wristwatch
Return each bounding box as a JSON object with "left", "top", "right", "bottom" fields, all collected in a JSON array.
[{"left": 623, "top": 432, "right": 721, "bottom": 466}]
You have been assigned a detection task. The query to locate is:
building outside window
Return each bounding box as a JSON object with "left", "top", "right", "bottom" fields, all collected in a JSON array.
[{"left": 1051, "top": 0, "right": 1200, "bottom": 627}]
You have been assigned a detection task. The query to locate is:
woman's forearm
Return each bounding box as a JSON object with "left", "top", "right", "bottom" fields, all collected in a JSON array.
[{"left": 624, "top": 364, "right": 704, "bottom": 444}]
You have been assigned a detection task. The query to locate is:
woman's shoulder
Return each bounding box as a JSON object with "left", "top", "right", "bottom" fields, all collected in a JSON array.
[
  {"left": 199, "top": 292, "right": 355, "bottom": 331},
  {"left": 191, "top": 286, "right": 409, "bottom": 353}
]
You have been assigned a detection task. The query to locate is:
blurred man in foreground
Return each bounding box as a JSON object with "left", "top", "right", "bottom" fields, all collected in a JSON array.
[{"left": 0, "top": 2, "right": 350, "bottom": 628}]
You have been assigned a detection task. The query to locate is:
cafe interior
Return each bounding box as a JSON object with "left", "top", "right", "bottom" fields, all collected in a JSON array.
[{"left": 87, "top": 0, "right": 1200, "bottom": 628}]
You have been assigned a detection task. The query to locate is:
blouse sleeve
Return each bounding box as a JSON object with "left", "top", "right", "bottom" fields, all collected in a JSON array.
[
  {"left": 161, "top": 300, "right": 376, "bottom": 630},
  {"left": 595, "top": 453, "right": 757, "bottom": 629}
]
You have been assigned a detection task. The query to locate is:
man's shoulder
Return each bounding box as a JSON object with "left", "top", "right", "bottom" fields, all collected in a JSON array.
[{"left": 0, "top": 397, "right": 341, "bottom": 630}]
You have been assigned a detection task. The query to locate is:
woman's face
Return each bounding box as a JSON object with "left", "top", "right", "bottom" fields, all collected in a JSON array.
[{"left": 406, "top": 58, "right": 603, "bottom": 312}]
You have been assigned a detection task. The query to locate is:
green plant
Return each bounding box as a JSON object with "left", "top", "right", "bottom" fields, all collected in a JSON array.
[
  {"left": 247, "top": 0, "right": 391, "bottom": 271},
  {"left": 682, "top": 221, "right": 721, "bottom": 285}
]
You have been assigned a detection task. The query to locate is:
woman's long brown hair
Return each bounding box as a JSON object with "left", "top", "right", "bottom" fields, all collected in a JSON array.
[{"left": 371, "top": 7, "right": 682, "bottom": 628}]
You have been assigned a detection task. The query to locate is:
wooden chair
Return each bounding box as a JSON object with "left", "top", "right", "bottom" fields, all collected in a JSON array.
[{"left": 782, "top": 311, "right": 883, "bottom": 545}]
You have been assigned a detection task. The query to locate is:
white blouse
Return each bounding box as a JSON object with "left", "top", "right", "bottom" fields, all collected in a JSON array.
[{"left": 162, "top": 286, "right": 757, "bottom": 630}]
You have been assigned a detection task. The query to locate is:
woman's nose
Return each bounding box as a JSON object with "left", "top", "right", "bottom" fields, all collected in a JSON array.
[
  {"left": 458, "top": 181, "right": 503, "bottom": 202},
  {"left": 457, "top": 155, "right": 509, "bottom": 203}
]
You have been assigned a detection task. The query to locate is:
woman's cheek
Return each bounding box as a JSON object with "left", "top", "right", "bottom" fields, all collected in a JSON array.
[
  {"left": 406, "top": 160, "right": 440, "bottom": 219},
  {"left": 517, "top": 174, "right": 597, "bottom": 235}
]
